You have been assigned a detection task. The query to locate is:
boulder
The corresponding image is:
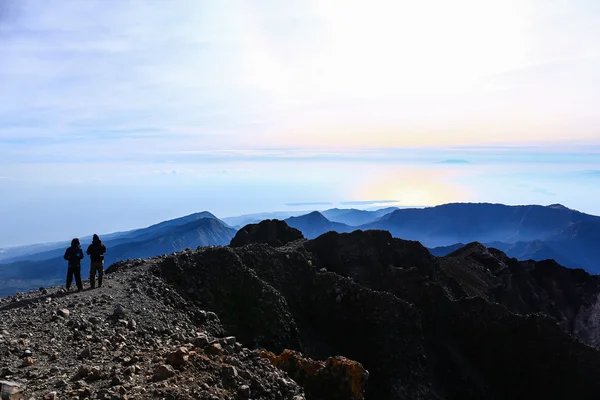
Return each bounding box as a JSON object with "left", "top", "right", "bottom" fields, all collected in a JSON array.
[{"left": 230, "top": 220, "right": 304, "bottom": 248}]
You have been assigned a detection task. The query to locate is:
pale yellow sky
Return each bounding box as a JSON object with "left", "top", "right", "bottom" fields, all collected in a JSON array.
[{"left": 231, "top": 0, "right": 600, "bottom": 147}]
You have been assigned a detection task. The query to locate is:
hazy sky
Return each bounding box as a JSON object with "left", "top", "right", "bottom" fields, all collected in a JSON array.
[{"left": 1, "top": 0, "right": 599, "bottom": 246}]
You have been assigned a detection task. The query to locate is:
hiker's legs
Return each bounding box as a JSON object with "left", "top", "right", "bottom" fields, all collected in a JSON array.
[
  {"left": 66, "top": 266, "right": 74, "bottom": 289},
  {"left": 74, "top": 265, "right": 83, "bottom": 290},
  {"left": 97, "top": 261, "right": 104, "bottom": 287},
  {"left": 89, "top": 263, "right": 96, "bottom": 289},
  {"left": 90, "top": 261, "right": 104, "bottom": 288}
]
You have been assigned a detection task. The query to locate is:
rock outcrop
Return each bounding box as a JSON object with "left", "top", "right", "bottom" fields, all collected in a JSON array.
[
  {"left": 440, "top": 241, "right": 600, "bottom": 347},
  {"left": 260, "top": 349, "right": 369, "bottom": 400},
  {"left": 152, "top": 227, "right": 600, "bottom": 399},
  {"left": 230, "top": 219, "right": 304, "bottom": 248}
]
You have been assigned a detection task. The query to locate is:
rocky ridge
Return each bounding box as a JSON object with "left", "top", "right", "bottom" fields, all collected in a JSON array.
[
  {"left": 3, "top": 221, "right": 600, "bottom": 399},
  {"left": 0, "top": 258, "right": 365, "bottom": 400},
  {"left": 154, "top": 226, "right": 600, "bottom": 399},
  {"left": 230, "top": 220, "right": 303, "bottom": 248}
]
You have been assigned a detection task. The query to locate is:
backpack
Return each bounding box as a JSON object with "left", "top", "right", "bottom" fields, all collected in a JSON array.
[{"left": 66, "top": 246, "right": 83, "bottom": 266}]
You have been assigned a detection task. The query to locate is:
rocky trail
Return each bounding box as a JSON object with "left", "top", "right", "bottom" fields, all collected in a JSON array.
[
  {"left": 0, "top": 259, "right": 311, "bottom": 400},
  {"left": 3, "top": 221, "right": 600, "bottom": 399}
]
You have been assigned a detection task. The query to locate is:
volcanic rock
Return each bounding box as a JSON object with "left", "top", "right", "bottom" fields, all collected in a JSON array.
[
  {"left": 261, "top": 349, "right": 369, "bottom": 400},
  {"left": 165, "top": 347, "right": 189, "bottom": 367},
  {"left": 6, "top": 226, "right": 600, "bottom": 399},
  {"left": 230, "top": 219, "right": 304, "bottom": 248},
  {"left": 152, "top": 364, "right": 176, "bottom": 381}
]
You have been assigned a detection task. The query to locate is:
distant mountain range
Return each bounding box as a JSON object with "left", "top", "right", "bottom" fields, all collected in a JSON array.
[
  {"left": 321, "top": 207, "right": 398, "bottom": 226},
  {"left": 0, "top": 212, "right": 236, "bottom": 295},
  {"left": 1, "top": 202, "right": 599, "bottom": 296},
  {"left": 221, "top": 206, "right": 400, "bottom": 229}
]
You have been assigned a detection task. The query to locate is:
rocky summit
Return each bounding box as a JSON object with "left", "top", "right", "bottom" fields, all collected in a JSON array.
[{"left": 3, "top": 221, "right": 600, "bottom": 399}]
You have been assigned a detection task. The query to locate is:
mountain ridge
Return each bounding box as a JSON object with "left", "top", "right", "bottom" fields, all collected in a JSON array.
[
  {"left": 0, "top": 217, "right": 236, "bottom": 296},
  {"left": 4, "top": 221, "right": 600, "bottom": 398},
  {"left": 3, "top": 202, "right": 600, "bottom": 297}
]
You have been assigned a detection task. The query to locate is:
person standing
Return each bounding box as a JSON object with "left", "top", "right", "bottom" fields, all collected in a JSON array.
[
  {"left": 87, "top": 234, "right": 106, "bottom": 289},
  {"left": 63, "top": 238, "right": 84, "bottom": 291}
]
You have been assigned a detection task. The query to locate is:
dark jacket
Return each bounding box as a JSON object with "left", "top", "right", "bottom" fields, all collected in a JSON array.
[
  {"left": 87, "top": 240, "right": 106, "bottom": 262},
  {"left": 64, "top": 245, "right": 84, "bottom": 267}
]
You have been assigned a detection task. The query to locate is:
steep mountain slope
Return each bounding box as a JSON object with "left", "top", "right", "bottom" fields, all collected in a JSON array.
[
  {"left": 369, "top": 206, "right": 401, "bottom": 218},
  {"left": 0, "top": 212, "right": 221, "bottom": 265},
  {"left": 0, "top": 258, "right": 367, "bottom": 400},
  {"left": 0, "top": 217, "right": 235, "bottom": 296},
  {"left": 321, "top": 207, "right": 398, "bottom": 226},
  {"left": 0, "top": 241, "right": 70, "bottom": 263},
  {"left": 362, "top": 202, "right": 599, "bottom": 247},
  {"left": 431, "top": 219, "right": 600, "bottom": 273},
  {"left": 439, "top": 241, "right": 600, "bottom": 346},
  {"left": 485, "top": 240, "right": 584, "bottom": 270},
  {"left": 285, "top": 212, "right": 353, "bottom": 239},
  {"left": 428, "top": 243, "right": 466, "bottom": 257}
]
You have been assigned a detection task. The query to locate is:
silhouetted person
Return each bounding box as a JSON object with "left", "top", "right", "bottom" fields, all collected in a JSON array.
[
  {"left": 64, "top": 238, "right": 84, "bottom": 291},
  {"left": 87, "top": 234, "right": 106, "bottom": 288}
]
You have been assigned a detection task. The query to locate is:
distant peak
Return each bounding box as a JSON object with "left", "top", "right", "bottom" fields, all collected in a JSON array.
[
  {"left": 448, "top": 242, "right": 488, "bottom": 258},
  {"left": 287, "top": 211, "right": 330, "bottom": 223},
  {"left": 307, "top": 211, "right": 324, "bottom": 216},
  {"left": 304, "top": 211, "right": 328, "bottom": 220},
  {"left": 192, "top": 211, "right": 218, "bottom": 219},
  {"left": 547, "top": 204, "right": 569, "bottom": 210}
]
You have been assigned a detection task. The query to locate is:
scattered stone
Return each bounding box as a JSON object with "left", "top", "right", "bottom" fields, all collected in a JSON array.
[
  {"left": 166, "top": 347, "right": 189, "bottom": 367},
  {"left": 88, "top": 366, "right": 104, "bottom": 381},
  {"left": 206, "top": 312, "right": 218, "bottom": 321},
  {"left": 57, "top": 309, "right": 70, "bottom": 318},
  {"left": 193, "top": 334, "right": 209, "bottom": 348},
  {"left": 73, "top": 365, "right": 90, "bottom": 380},
  {"left": 152, "top": 365, "right": 175, "bottom": 381},
  {"left": 205, "top": 343, "right": 223, "bottom": 355},
  {"left": 78, "top": 346, "right": 91, "bottom": 360},
  {"left": 43, "top": 391, "right": 57, "bottom": 400},
  {"left": 21, "top": 357, "right": 36, "bottom": 367},
  {"left": 224, "top": 336, "right": 236, "bottom": 345},
  {"left": 220, "top": 365, "right": 238, "bottom": 388},
  {"left": 110, "top": 375, "right": 123, "bottom": 387},
  {"left": 238, "top": 384, "right": 251, "bottom": 398},
  {"left": 127, "top": 319, "right": 137, "bottom": 330},
  {"left": 113, "top": 304, "right": 126, "bottom": 318},
  {"left": 223, "top": 365, "right": 238, "bottom": 379}
]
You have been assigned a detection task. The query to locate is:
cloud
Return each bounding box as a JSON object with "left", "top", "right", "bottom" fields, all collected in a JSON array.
[
  {"left": 340, "top": 200, "right": 399, "bottom": 205},
  {"left": 285, "top": 202, "right": 333, "bottom": 207},
  {"left": 436, "top": 159, "right": 471, "bottom": 164},
  {"left": 1, "top": 0, "right": 600, "bottom": 164},
  {"left": 149, "top": 168, "right": 248, "bottom": 176},
  {"left": 531, "top": 188, "right": 556, "bottom": 196}
]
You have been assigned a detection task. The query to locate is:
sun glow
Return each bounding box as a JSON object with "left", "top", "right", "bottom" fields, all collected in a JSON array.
[{"left": 355, "top": 168, "right": 473, "bottom": 207}]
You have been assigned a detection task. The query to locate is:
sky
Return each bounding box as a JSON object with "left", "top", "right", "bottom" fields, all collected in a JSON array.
[{"left": 0, "top": 0, "right": 599, "bottom": 247}]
